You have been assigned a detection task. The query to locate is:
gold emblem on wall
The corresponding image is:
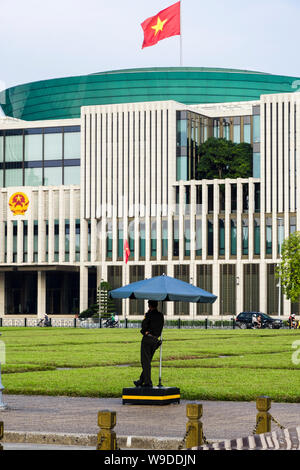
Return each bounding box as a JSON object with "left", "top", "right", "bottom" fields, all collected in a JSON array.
[{"left": 8, "top": 192, "right": 29, "bottom": 216}]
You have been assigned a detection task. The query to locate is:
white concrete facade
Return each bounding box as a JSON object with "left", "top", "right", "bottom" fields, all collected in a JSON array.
[{"left": 0, "top": 92, "right": 299, "bottom": 319}]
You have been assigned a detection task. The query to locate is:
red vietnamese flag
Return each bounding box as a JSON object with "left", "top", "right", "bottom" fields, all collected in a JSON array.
[
  {"left": 141, "top": 2, "right": 180, "bottom": 49},
  {"left": 124, "top": 240, "right": 131, "bottom": 264}
]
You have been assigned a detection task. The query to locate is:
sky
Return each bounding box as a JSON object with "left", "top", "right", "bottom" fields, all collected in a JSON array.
[{"left": 1, "top": 0, "right": 300, "bottom": 90}]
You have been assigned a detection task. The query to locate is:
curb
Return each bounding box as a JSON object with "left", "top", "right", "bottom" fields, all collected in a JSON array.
[{"left": 3, "top": 431, "right": 182, "bottom": 450}]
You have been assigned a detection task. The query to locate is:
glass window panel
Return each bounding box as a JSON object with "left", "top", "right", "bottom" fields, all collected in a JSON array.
[
  {"left": 207, "top": 219, "right": 213, "bottom": 256},
  {"left": 253, "top": 153, "right": 261, "bottom": 178},
  {"left": 184, "top": 218, "right": 190, "bottom": 257},
  {"left": 44, "top": 167, "right": 62, "bottom": 186},
  {"left": 176, "top": 156, "right": 188, "bottom": 181},
  {"left": 196, "top": 218, "right": 202, "bottom": 256},
  {"left": 254, "top": 218, "right": 260, "bottom": 255},
  {"left": 253, "top": 115, "right": 260, "bottom": 143},
  {"left": 0, "top": 170, "right": 3, "bottom": 187},
  {"left": 24, "top": 134, "right": 43, "bottom": 161},
  {"left": 25, "top": 167, "right": 43, "bottom": 186},
  {"left": 117, "top": 220, "right": 123, "bottom": 259},
  {"left": 139, "top": 220, "right": 145, "bottom": 258},
  {"left": 162, "top": 219, "right": 168, "bottom": 258},
  {"left": 44, "top": 133, "right": 62, "bottom": 160},
  {"left": 243, "top": 124, "right": 251, "bottom": 143},
  {"left": 242, "top": 219, "right": 249, "bottom": 255},
  {"left": 0, "top": 136, "right": 3, "bottom": 161},
  {"left": 64, "top": 166, "right": 80, "bottom": 185},
  {"left": 233, "top": 125, "right": 240, "bottom": 144},
  {"left": 219, "top": 219, "right": 225, "bottom": 256},
  {"left": 64, "top": 132, "right": 80, "bottom": 159},
  {"left": 176, "top": 119, "right": 187, "bottom": 146},
  {"left": 151, "top": 220, "right": 157, "bottom": 258},
  {"left": 231, "top": 219, "right": 237, "bottom": 256},
  {"left": 277, "top": 218, "right": 284, "bottom": 255},
  {"left": 173, "top": 218, "right": 179, "bottom": 257},
  {"left": 6, "top": 168, "right": 23, "bottom": 187},
  {"left": 75, "top": 219, "right": 80, "bottom": 261},
  {"left": 266, "top": 219, "right": 272, "bottom": 255},
  {"left": 5, "top": 135, "right": 23, "bottom": 162}
]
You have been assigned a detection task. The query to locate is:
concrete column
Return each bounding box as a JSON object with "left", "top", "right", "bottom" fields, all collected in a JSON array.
[
  {"left": 37, "top": 271, "right": 46, "bottom": 318},
  {"left": 79, "top": 265, "right": 89, "bottom": 313},
  {"left": 0, "top": 273, "right": 5, "bottom": 317}
]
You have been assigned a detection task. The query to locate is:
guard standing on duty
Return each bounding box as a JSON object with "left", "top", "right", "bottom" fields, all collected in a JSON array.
[{"left": 134, "top": 300, "right": 164, "bottom": 388}]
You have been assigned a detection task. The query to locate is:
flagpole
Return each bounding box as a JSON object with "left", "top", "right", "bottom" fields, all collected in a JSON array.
[{"left": 180, "top": 0, "right": 183, "bottom": 66}]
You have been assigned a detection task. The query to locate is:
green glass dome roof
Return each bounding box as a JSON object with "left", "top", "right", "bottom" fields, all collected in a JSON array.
[{"left": 1, "top": 67, "right": 299, "bottom": 121}]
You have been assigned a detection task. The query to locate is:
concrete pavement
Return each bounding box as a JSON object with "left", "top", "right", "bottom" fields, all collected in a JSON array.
[{"left": 0, "top": 394, "right": 300, "bottom": 450}]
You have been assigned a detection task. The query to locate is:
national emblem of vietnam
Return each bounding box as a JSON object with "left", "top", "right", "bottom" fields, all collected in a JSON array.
[{"left": 8, "top": 192, "right": 29, "bottom": 216}]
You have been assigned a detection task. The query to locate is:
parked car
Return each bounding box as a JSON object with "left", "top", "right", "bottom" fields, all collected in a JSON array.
[{"left": 235, "top": 312, "right": 283, "bottom": 329}]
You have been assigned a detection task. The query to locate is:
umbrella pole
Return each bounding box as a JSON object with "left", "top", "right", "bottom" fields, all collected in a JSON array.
[
  {"left": 158, "top": 300, "right": 164, "bottom": 388},
  {"left": 158, "top": 331, "right": 163, "bottom": 388}
]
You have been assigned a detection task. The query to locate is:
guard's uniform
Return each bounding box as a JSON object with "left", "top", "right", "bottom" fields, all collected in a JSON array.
[{"left": 138, "top": 308, "right": 164, "bottom": 386}]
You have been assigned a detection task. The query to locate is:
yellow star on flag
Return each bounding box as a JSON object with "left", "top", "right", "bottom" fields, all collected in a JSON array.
[{"left": 151, "top": 16, "right": 168, "bottom": 35}]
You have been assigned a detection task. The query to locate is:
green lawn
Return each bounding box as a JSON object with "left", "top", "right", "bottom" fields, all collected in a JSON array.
[{"left": 1, "top": 327, "right": 300, "bottom": 402}]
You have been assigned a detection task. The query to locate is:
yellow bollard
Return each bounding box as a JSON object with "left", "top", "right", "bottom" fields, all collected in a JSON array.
[
  {"left": 0, "top": 421, "right": 3, "bottom": 451},
  {"left": 185, "top": 403, "right": 203, "bottom": 449},
  {"left": 256, "top": 396, "right": 272, "bottom": 434},
  {"left": 97, "top": 410, "right": 117, "bottom": 450}
]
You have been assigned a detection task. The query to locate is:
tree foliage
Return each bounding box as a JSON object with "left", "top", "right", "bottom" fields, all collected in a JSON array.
[
  {"left": 276, "top": 231, "right": 300, "bottom": 303},
  {"left": 196, "top": 137, "right": 253, "bottom": 180}
]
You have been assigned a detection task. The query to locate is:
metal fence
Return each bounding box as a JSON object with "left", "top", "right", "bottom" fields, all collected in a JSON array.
[{"left": 0, "top": 317, "right": 289, "bottom": 329}]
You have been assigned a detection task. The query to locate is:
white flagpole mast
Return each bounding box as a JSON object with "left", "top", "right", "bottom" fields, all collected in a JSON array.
[{"left": 180, "top": 0, "right": 183, "bottom": 66}]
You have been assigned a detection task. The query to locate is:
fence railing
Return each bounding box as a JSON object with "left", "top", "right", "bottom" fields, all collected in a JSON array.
[{"left": 0, "top": 317, "right": 289, "bottom": 329}]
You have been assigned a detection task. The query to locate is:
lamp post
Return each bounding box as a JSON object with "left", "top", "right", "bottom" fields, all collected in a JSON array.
[{"left": 98, "top": 279, "right": 104, "bottom": 328}]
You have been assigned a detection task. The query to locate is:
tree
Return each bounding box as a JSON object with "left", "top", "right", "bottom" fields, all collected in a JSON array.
[
  {"left": 196, "top": 137, "right": 252, "bottom": 180},
  {"left": 79, "top": 281, "right": 116, "bottom": 319},
  {"left": 276, "top": 231, "right": 300, "bottom": 303}
]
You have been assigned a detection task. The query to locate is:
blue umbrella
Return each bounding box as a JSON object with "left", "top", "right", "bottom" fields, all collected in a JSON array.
[
  {"left": 109, "top": 274, "right": 217, "bottom": 303},
  {"left": 109, "top": 274, "right": 217, "bottom": 388}
]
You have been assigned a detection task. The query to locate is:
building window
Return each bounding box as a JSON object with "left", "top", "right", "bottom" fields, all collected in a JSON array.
[
  {"left": 219, "top": 218, "right": 225, "bottom": 256},
  {"left": 24, "top": 131, "right": 43, "bottom": 161},
  {"left": 230, "top": 219, "right": 237, "bottom": 256},
  {"left": 139, "top": 219, "right": 145, "bottom": 259},
  {"left": 243, "top": 264, "right": 259, "bottom": 311},
  {"left": 129, "top": 265, "right": 145, "bottom": 315},
  {"left": 184, "top": 218, "right": 190, "bottom": 257},
  {"left": 220, "top": 264, "right": 236, "bottom": 315},
  {"left": 162, "top": 219, "right": 168, "bottom": 259},
  {"left": 173, "top": 218, "right": 179, "bottom": 258},
  {"left": 195, "top": 218, "right": 202, "bottom": 257},
  {"left": 266, "top": 217, "right": 272, "bottom": 255},
  {"left": 242, "top": 218, "right": 249, "bottom": 256},
  {"left": 151, "top": 219, "right": 157, "bottom": 259},
  {"left": 207, "top": 218, "right": 213, "bottom": 257},
  {"left": 253, "top": 115, "right": 260, "bottom": 143},
  {"left": 174, "top": 265, "right": 190, "bottom": 315},
  {"left": 196, "top": 265, "right": 212, "bottom": 315},
  {"left": 254, "top": 218, "right": 260, "bottom": 256},
  {"left": 44, "top": 130, "right": 63, "bottom": 160},
  {"left": 253, "top": 153, "right": 261, "bottom": 178},
  {"left": 117, "top": 220, "right": 124, "bottom": 260},
  {"left": 75, "top": 219, "right": 80, "bottom": 261}
]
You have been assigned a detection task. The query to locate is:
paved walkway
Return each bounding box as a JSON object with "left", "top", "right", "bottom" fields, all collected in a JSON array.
[{"left": 0, "top": 394, "right": 300, "bottom": 449}]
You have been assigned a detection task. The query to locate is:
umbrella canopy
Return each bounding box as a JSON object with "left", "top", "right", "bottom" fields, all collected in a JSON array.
[{"left": 109, "top": 274, "right": 217, "bottom": 303}]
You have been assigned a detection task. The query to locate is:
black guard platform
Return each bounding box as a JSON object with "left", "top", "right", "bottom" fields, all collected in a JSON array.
[{"left": 122, "top": 386, "right": 180, "bottom": 405}]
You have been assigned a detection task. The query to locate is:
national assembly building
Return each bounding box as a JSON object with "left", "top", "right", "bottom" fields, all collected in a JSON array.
[{"left": 0, "top": 67, "right": 299, "bottom": 321}]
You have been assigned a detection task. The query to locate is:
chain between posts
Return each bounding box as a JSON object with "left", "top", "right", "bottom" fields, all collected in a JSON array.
[{"left": 270, "top": 415, "right": 286, "bottom": 431}]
